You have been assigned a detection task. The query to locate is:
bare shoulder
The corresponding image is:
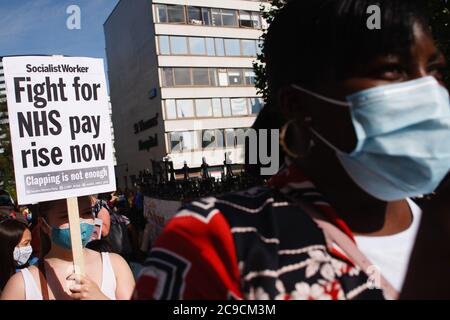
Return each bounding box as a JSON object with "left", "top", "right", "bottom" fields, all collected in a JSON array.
[
  {"left": 108, "top": 253, "right": 134, "bottom": 279},
  {"left": 108, "top": 252, "right": 129, "bottom": 268},
  {"left": 84, "top": 247, "right": 102, "bottom": 258},
  {"left": 1, "top": 268, "right": 27, "bottom": 300}
]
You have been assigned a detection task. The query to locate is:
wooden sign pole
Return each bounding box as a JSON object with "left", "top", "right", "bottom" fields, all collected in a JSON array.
[{"left": 67, "top": 197, "right": 85, "bottom": 275}]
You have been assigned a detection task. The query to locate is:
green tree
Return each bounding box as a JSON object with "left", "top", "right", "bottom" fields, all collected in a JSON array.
[
  {"left": 254, "top": 0, "right": 450, "bottom": 104},
  {"left": 429, "top": 0, "right": 450, "bottom": 85},
  {"left": 253, "top": 0, "right": 286, "bottom": 104},
  {"left": 0, "top": 100, "right": 16, "bottom": 199}
]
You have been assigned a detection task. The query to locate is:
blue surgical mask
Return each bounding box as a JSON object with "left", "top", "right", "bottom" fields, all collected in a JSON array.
[
  {"left": 43, "top": 219, "right": 94, "bottom": 249},
  {"left": 292, "top": 76, "right": 450, "bottom": 201}
]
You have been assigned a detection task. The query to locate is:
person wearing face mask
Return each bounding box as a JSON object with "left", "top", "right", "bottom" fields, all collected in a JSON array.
[
  {"left": 0, "top": 196, "right": 135, "bottom": 300},
  {"left": 133, "top": 0, "right": 450, "bottom": 300},
  {"left": 0, "top": 219, "right": 33, "bottom": 294}
]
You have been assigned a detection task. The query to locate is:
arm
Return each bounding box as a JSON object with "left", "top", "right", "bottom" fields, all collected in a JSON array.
[
  {"left": 97, "top": 207, "right": 110, "bottom": 237},
  {"left": 133, "top": 208, "right": 242, "bottom": 300},
  {"left": 109, "top": 253, "right": 136, "bottom": 300},
  {"left": 1, "top": 271, "right": 26, "bottom": 300}
]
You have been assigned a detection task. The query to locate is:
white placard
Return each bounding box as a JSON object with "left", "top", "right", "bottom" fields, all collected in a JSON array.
[
  {"left": 3, "top": 56, "right": 116, "bottom": 204},
  {"left": 141, "top": 196, "right": 181, "bottom": 251}
]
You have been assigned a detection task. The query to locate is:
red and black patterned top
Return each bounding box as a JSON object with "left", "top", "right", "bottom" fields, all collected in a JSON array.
[{"left": 133, "top": 164, "right": 385, "bottom": 300}]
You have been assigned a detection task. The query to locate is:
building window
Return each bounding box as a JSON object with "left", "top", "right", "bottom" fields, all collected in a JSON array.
[
  {"left": 224, "top": 39, "right": 240, "bottom": 56},
  {"left": 155, "top": 4, "right": 262, "bottom": 29},
  {"left": 206, "top": 38, "right": 215, "bottom": 56},
  {"left": 228, "top": 69, "right": 243, "bottom": 85},
  {"left": 239, "top": 11, "right": 261, "bottom": 29},
  {"left": 159, "top": 36, "right": 170, "bottom": 54},
  {"left": 222, "top": 98, "right": 231, "bottom": 116},
  {"left": 176, "top": 99, "right": 195, "bottom": 118},
  {"left": 209, "top": 68, "right": 218, "bottom": 86},
  {"left": 211, "top": 9, "right": 238, "bottom": 27},
  {"left": 156, "top": 5, "right": 168, "bottom": 23},
  {"left": 218, "top": 69, "right": 228, "bottom": 86},
  {"left": 163, "top": 98, "right": 260, "bottom": 119},
  {"left": 239, "top": 11, "right": 253, "bottom": 28},
  {"left": 170, "top": 36, "right": 188, "bottom": 55},
  {"left": 170, "top": 131, "right": 198, "bottom": 152},
  {"left": 162, "top": 68, "right": 174, "bottom": 86},
  {"left": 189, "top": 37, "right": 206, "bottom": 55},
  {"left": 195, "top": 99, "right": 213, "bottom": 117},
  {"left": 173, "top": 68, "right": 191, "bottom": 86},
  {"left": 225, "top": 128, "right": 247, "bottom": 147},
  {"left": 230, "top": 98, "right": 248, "bottom": 116},
  {"left": 187, "top": 6, "right": 203, "bottom": 25},
  {"left": 225, "top": 129, "right": 236, "bottom": 147},
  {"left": 244, "top": 70, "right": 256, "bottom": 85},
  {"left": 202, "top": 8, "right": 212, "bottom": 25},
  {"left": 202, "top": 129, "right": 224, "bottom": 148},
  {"left": 221, "top": 9, "right": 238, "bottom": 27},
  {"left": 242, "top": 39, "right": 257, "bottom": 56},
  {"left": 211, "top": 8, "right": 222, "bottom": 26},
  {"left": 167, "top": 5, "right": 185, "bottom": 23},
  {"left": 192, "top": 68, "right": 210, "bottom": 86},
  {"left": 162, "top": 68, "right": 257, "bottom": 87},
  {"left": 214, "top": 38, "right": 225, "bottom": 56},
  {"left": 165, "top": 99, "right": 177, "bottom": 119},
  {"left": 159, "top": 36, "right": 257, "bottom": 57},
  {"left": 170, "top": 132, "right": 182, "bottom": 151},
  {"left": 212, "top": 98, "right": 222, "bottom": 117},
  {"left": 250, "top": 97, "right": 264, "bottom": 114},
  {"left": 251, "top": 12, "right": 262, "bottom": 29}
]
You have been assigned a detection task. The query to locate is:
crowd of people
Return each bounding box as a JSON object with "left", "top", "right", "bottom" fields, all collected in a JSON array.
[
  {"left": 0, "top": 188, "right": 146, "bottom": 299},
  {"left": 0, "top": 0, "right": 450, "bottom": 300}
]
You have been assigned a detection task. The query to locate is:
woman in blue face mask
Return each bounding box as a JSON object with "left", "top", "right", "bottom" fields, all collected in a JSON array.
[
  {"left": 131, "top": 0, "right": 450, "bottom": 300},
  {"left": 0, "top": 196, "right": 136, "bottom": 300}
]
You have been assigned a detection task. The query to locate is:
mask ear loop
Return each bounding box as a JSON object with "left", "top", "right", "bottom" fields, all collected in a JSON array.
[
  {"left": 309, "top": 128, "right": 346, "bottom": 155},
  {"left": 290, "top": 83, "right": 353, "bottom": 154},
  {"left": 291, "top": 84, "right": 351, "bottom": 107}
]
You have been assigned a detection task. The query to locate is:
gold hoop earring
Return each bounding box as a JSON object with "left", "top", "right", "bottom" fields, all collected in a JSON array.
[{"left": 279, "top": 118, "right": 313, "bottom": 160}]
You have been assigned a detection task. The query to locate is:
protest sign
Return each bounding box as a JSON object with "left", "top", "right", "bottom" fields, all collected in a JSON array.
[
  {"left": 2, "top": 56, "right": 116, "bottom": 204},
  {"left": 141, "top": 197, "right": 181, "bottom": 252},
  {"left": 3, "top": 55, "right": 116, "bottom": 275}
]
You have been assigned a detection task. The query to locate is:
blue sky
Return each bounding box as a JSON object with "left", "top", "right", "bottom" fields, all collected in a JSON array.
[{"left": 0, "top": 0, "right": 119, "bottom": 67}]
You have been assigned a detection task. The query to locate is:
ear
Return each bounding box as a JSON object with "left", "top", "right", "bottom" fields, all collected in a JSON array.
[{"left": 278, "top": 85, "right": 312, "bottom": 122}]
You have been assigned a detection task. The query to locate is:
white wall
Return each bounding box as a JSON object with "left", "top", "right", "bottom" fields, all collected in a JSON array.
[
  {"left": 164, "top": 117, "right": 255, "bottom": 132},
  {"left": 155, "top": 24, "right": 263, "bottom": 39},
  {"left": 158, "top": 56, "right": 256, "bottom": 68},
  {"left": 161, "top": 86, "right": 259, "bottom": 99},
  {"left": 105, "top": 0, "right": 266, "bottom": 188}
]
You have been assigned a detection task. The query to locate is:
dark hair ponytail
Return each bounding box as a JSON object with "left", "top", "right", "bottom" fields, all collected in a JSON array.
[{"left": 0, "top": 219, "right": 28, "bottom": 290}]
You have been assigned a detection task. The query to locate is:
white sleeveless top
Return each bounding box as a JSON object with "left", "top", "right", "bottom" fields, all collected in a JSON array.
[{"left": 20, "top": 252, "right": 117, "bottom": 300}]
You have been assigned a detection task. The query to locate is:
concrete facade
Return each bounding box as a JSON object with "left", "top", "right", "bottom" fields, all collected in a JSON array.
[{"left": 105, "top": 0, "right": 268, "bottom": 189}]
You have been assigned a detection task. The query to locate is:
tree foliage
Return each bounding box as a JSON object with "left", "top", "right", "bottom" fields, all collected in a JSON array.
[
  {"left": 429, "top": 0, "right": 450, "bottom": 86},
  {"left": 0, "top": 100, "right": 16, "bottom": 199}
]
